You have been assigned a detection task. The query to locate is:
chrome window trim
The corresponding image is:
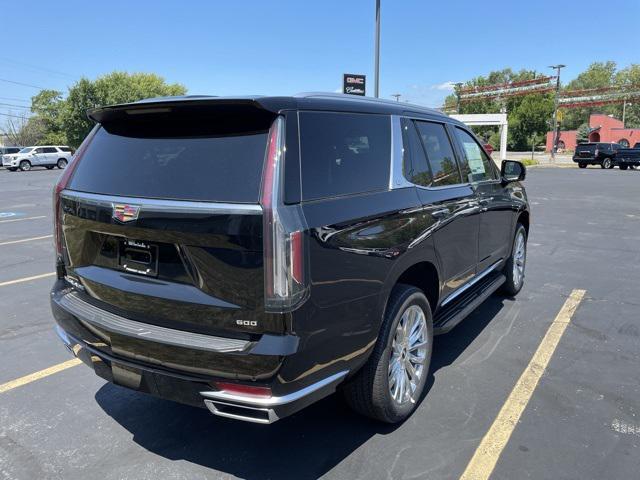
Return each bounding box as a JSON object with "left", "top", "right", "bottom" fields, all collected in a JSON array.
[
  {"left": 60, "top": 189, "right": 262, "bottom": 215},
  {"left": 440, "top": 260, "right": 502, "bottom": 307},
  {"left": 390, "top": 115, "right": 414, "bottom": 189}
]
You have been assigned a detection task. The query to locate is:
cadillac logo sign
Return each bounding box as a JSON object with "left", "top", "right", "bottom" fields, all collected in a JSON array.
[
  {"left": 112, "top": 204, "right": 140, "bottom": 223},
  {"left": 343, "top": 73, "right": 366, "bottom": 96}
]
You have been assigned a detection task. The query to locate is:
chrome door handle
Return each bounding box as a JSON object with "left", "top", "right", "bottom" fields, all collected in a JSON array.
[{"left": 431, "top": 208, "right": 450, "bottom": 218}]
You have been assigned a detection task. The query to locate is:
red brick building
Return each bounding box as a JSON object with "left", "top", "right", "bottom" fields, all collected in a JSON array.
[{"left": 546, "top": 114, "right": 640, "bottom": 151}]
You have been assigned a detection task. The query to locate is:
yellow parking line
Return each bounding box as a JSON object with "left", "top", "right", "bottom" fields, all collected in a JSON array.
[
  {"left": 0, "top": 234, "right": 53, "bottom": 246},
  {"left": 0, "top": 358, "right": 81, "bottom": 394},
  {"left": 459, "top": 289, "right": 586, "bottom": 480},
  {"left": 0, "top": 215, "right": 47, "bottom": 224},
  {"left": 0, "top": 272, "right": 55, "bottom": 287}
]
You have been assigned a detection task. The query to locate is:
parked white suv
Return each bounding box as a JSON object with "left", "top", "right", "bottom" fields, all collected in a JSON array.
[{"left": 3, "top": 146, "right": 73, "bottom": 172}]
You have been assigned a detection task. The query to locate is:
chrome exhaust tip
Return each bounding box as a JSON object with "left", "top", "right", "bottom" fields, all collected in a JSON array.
[{"left": 204, "top": 399, "right": 279, "bottom": 424}]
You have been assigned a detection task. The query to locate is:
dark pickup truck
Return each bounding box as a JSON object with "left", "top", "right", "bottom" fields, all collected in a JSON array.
[{"left": 614, "top": 142, "right": 640, "bottom": 170}]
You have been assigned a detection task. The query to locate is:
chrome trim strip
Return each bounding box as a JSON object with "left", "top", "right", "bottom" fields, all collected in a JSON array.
[
  {"left": 200, "top": 370, "right": 349, "bottom": 407},
  {"left": 60, "top": 190, "right": 263, "bottom": 216},
  {"left": 58, "top": 291, "right": 250, "bottom": 353},
  {"left": 390, "top": 115, "right": 414, "bottom": 189},
  {"left": 440, "top": 260, "right": 502, "bottom": 307}
]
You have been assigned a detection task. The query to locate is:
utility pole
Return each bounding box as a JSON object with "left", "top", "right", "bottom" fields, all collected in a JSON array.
[
  {"left": 549, "top": 64, "right": 566, "bottom": 160},
  {"left": 623, "top": 98, "right": 629, "bottom": 127},
  {"left": 391, "top": 93, "right": 401, "bottom": 102},
  {"left": 374, "top": 0, "right": 380, "bottom": 98}
]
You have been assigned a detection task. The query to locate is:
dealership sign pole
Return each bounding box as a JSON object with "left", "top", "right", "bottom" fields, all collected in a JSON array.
[{"left": 374, "top": 0, "right": 380, "bottom": 98}]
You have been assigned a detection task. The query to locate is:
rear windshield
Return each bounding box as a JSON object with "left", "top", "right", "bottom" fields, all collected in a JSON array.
[
  {"left": 68, "top": 118, "right": 270, "bottom": 203},
  {"left": 299, "top": 112, "right": 391, "bottom": 200},
  {"left": 576, "top": 144, "right": 595, "bottom": 151}
]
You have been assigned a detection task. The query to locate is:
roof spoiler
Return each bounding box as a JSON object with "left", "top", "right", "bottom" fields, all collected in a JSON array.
[{"left": 87, "top": 96, "right": 295, "bottom": 124}]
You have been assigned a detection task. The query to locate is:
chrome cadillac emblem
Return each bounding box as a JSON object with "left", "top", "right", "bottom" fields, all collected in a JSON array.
[{"left": 112, "top": 204, "right": 140, "bottom": 223}]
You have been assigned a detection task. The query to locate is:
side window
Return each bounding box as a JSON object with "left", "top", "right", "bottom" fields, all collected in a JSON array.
[
  {"left": 299, "top": 112, "right": 391, "bottom": 200},
  {"left": 414, "top": 121, "right": 461, "bottom": 186},
  {"left": 454, "top": 128, "right": 498, "bottom": 183},
  {"left": 44, "top": 147, "right": 57, "bottom": 153},
  {"left": 401, "top": 118, "right": 432, "bottom": 186},
  {"left": 35, "top": 147, "right": 45, "bottom": 154}
]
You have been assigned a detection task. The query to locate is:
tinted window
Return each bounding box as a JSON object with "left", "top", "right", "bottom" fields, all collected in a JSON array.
[
  {"left": 401, "top": 119, "right": 432, "bottom": 186},
  {"left": 299, "top": 112, "right": 390, "bottom": 200},
  {"left": 454, "top": 128, "right": 498, "bottom": 182},
  {"left": 43, "top": 147, "right": 58, "bottom": 153},
  {"left": 414, "top": 121, "right": 461, "bottom": 186},
  {"left": 69, "top": 126, "right": 269, "bottom": 202},
  {"left": 59, "top": 146, "right": 72, "bottom": 152}
]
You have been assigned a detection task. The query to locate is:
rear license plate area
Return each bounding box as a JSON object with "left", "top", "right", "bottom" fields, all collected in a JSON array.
[{"left": 118, "top": 238, "right": 159, "bottom": 277}]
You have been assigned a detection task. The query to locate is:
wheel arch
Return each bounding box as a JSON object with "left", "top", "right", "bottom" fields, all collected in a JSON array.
[
  {"left": 517, "top": 210, "right": 530, "bottom": 235},
  {"left": 381, "top": 249, "right": 441, "bottom": 321}
]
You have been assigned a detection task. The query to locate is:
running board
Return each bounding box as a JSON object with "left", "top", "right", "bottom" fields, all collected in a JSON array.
[{"left": 433, "top": 272, "right": 506, "bottom": 335}]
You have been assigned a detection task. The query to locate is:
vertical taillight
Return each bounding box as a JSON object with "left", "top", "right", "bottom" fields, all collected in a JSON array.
[
  {"left": 53, "top": 127, "right": 97, "bottom": 269},
  {"left": 261, "top": 117, "right": 308, "bottom": 312}
]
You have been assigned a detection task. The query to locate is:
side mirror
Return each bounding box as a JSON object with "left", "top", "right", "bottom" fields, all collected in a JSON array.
[{"left": 501, "top": 160, "right": 526, "bottom": 183}]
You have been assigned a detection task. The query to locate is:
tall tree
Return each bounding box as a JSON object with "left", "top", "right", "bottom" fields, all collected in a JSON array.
[
  {"left": 561, "top": 61, "right": 618, "bottom": 130},
  {"left": 63, "top": 72, "right": 186, "bottom": 147},
  {"left": 30, "top": 90, "right": 67, "bottom": 144},
  {"left": 446, "top": 68, "right": 554, "bottom": 150}
]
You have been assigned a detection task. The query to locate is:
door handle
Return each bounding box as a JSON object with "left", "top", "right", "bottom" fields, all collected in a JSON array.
[{"left": 431, "top": 208, "right": 450, "bottom": 218}]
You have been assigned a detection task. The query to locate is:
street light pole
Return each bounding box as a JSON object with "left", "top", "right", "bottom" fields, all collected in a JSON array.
[
  {"left": 374, "top": 0, "right": 380, "bottom": 98},
  {"left": 623, "top": 98, "right": 628, "bottom": 127},
  {"left": 549, "top": 64, "right": 566, "bottom": 160}
]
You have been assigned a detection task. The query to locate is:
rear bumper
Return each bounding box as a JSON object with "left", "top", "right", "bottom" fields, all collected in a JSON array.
[{"left": 50, "top": 280, "right": 349, "bottom": 423}]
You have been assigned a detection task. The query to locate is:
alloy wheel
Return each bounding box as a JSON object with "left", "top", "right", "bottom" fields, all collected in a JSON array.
[
  {"left": 388, "top": 305, "right": 428, "bottom": 405},
  {"left": 512, "top": 231, "right": 526, "bottom": 288}
]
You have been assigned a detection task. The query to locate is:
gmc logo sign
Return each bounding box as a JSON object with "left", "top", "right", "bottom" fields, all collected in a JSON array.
[{"left": 343, "top": 74, "right": 366, "bottom": 96}]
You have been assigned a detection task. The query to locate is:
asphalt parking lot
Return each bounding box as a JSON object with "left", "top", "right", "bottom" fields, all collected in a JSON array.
[{"left": 1, "top": 166, "right": 639, "bottom": 480}]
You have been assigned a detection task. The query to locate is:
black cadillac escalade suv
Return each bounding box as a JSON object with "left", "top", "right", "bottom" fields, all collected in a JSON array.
[{"left": 51, "top": 94, "right": 529, "bottom": 424}]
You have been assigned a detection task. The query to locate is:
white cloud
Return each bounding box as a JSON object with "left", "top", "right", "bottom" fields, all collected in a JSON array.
[{"left": 431, "top": 81, "right": 456, "bottom": 91}]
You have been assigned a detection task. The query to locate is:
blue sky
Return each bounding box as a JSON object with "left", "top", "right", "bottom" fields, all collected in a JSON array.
[{"left": 1, "top": 0, "right": 639, "bottom": 115}]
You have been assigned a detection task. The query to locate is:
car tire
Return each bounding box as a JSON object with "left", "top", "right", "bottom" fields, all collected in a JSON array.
[
  {"left": 501, "top": 223, "right": 527, "bottom": 296},
  {"left": 602, "top": 158, "right": 613, "bottom": 169},
  {"left": 578, "top": 163, "right": 586, "bottom": 169},
  {"left": 343, "top": 284, "right": 433, "bottom": 423},
  {"left": 19, "top": 160, "right": 31, "bottom": 172},
  {"left": 57, "top": 159, "right": 67, "bottom": 169},
  {"left": 620, "top": 165, "right": 628, "bottom": 170}
]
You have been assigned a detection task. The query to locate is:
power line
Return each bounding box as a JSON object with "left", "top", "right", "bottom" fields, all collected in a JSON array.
[
  {"left": 0, "top": 78, "right": 48, "bottom": 89},
  {"left": 0, "top": 96, "right": 31, "bottom": 103},
  {"left": 0, "top": 56, "right": 76, "bottom": 79},
  {"left": 0, "top": 112, "right": 30, "bottom": 119},
  {"left": 0, "top": 102, "right": 31, "bottom": 110}
]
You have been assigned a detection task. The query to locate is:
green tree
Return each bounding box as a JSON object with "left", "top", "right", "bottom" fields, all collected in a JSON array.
[
  {"left": 576, "top": 123, "right": 590, "bottom": 144},
  {"left": 63, "top": 72, "right": 186, "bottom": 147},
  {"left": 448, "top": 68, "right": 554, "bottom": 150},
  {"left": 561, "top": 61, "right": 618, "bottom": 130},
  {"left": 30, "top": 90, "right": 67, "bottom": 145},
  {"left": 614, "top": 64, "right": 640, "bottom": 128}
]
